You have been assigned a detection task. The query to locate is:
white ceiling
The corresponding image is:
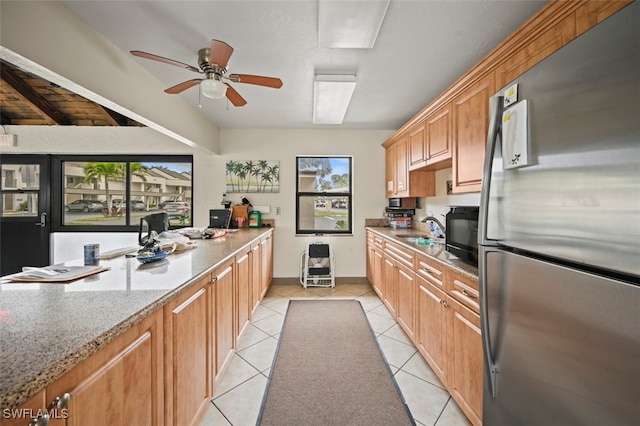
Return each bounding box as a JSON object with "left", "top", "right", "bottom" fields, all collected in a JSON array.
[{"left": 60, "top": 0, "right": 546, "bottom": 131}]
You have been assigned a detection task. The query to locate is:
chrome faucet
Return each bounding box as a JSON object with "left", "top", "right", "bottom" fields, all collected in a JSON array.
[{"left": 421, "top": 215, "right": 446, "bottom": 238}]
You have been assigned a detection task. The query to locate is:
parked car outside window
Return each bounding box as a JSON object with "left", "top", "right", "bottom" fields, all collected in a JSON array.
[
  {"left": 110, "top": 199, "right": 147, "bottom": 211},
  {"left": 162, "top": 202, "right": 190, "bottom": 216},
  {"left": 64, "top": 199, "right": 104, "bottom": 213}
]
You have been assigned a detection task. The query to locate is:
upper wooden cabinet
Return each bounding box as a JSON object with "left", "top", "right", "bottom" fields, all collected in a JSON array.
[
  {"left": 451, "top": 74, "right": 494, "bottom": 194},
  {"left": 494, "top": 10, "right": 576, "bottom": 89},
  {"left": 425, "top": 104, "right": 452, "bottom": 166},
  {"left": 385, "top": 136, "right": 436, "bottom": 198},
  {"left": 409, "top": 104, "right": 452, "bottom": 171},
  {"left": 382, "top": 0, "right": 631, "bottom": 194}
]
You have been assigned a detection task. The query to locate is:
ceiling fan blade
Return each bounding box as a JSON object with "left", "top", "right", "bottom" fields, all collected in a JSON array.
[
  {"left": 210, "top": 40, "right": 234, "bottom": 69},
  {"left": 228, "top": 74, "right": 283, "bottom": 89},
  {"left": 225, "top": 84, "right": 247, "bottom": 107},
  {"left": 165, "top": 79, "right": 202, "bottom": 94},
  {"left": 131, "top": 50, "right": 201, "bottom": 73}
]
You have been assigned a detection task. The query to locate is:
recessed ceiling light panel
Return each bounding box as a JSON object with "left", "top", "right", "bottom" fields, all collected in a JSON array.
[
  {"left": 318, "top": 0, "right": 391, "bottom": 48},
  {"left": 313, "top": 74, "right": 357, "bottom": 125}
]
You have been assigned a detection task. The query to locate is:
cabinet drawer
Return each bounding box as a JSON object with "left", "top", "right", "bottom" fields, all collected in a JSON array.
[
  {"left": 373, "top": 235, "right": 385, "bottom": 250},
  {"left": 448, "top": 271, "right": 480, "bottom": 314},
  {"left": 415, "top": 254, "right": 447, "bottom": 291},
  {"left": 383, "top": 241, "right": 414, "bottom": 268}
]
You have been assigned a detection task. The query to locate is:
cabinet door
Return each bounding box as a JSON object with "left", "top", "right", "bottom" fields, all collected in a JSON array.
[
  {"left": 47, "top": 310, "right": 164, "bottom": 426},
  {"left": 215, "top": 260, "right": 235, "bottom": 380},
  {"left": 385, "top": 143, "right": 396, "bottom": 198},
  {"left": 576, "top": 0, "right": 631, "bottom": 36},
  {"left": 260, "top": 232, "right": 273, "bottom": 299},
  {"left": 372, "top": 247, "right": 384, "bottom": 298},
  {"left": 395, "top": 137, "right": 410, "bottom": 197},
  {"left": 425, "top": 103, "right": 452, "bottom": 165},
  {"left": 395, "top": 263, "right": 416, "bottom": 341},
  {"left": 447, "top": 296, "right": 483, "bottom": 426},
  {"left": 495, "top": 15, "right": 576, "bottom": 89},
  {"left": 164, "top": 277, "right": 210, "bottom": 426},
  {"left": 416, "top": 277, "right": 448, "bottom": 387},
  {"left": 451, "top": 74, "right": 494, "bottom": 193},
  {"left": 382, "top": 256, "right": 397, "bottom": 317},
  {"left": 250, "top": 242, "right": 261, "bottom": 316},
  {"left": 235, "top": 249, "right": 251, "bottom": 344},
  {"left": 408, "top": 122, "right": 426, "bottom": 169},
  {"left": 0, "top": 389, "right": 46, "bottom": 426}
]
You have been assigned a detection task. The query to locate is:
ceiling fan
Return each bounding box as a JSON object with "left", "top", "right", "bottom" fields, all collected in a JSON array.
[{"left": 131, "top": 39, "right": 283, "bottom": 107}]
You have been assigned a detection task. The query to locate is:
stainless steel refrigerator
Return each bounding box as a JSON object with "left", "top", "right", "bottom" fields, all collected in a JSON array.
[{"left": 478, "top": 2, "right": 639, "bottom": 425}]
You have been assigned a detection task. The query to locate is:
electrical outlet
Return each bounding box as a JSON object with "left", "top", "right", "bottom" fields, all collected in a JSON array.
[{"left": 276, "top": 207, "right": 281, "bottom": 215}]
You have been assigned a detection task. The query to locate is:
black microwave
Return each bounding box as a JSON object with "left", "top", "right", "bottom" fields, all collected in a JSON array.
[{"left": 445, "top": 206, "right": 479, "bottom": 267}]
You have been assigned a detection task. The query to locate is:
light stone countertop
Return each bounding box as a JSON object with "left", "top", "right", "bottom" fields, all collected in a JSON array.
[
  {"left": 366, "top": 227, "right": 479, "bottom": 282},
  {"left": 0, "top": 228, "right": 272, "bottom": 410}
]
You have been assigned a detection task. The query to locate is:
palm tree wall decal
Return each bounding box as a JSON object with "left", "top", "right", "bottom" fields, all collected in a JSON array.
[{"left": 226, "top": 160, "right": 280, "bottom": 193}]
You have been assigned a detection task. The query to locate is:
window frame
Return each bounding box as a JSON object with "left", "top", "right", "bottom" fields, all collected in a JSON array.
[
  {"left": 51, "top": 154, "right": 193, "bottom": 232},
  {"left": 295, "top": 155, "right": 353, "bottom": 236}
]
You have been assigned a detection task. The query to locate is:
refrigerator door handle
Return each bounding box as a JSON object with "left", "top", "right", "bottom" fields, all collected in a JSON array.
[
  {"left": 479, "top": 246, "right": 499, "bottom": 398},
  {"left": 478, "top": 95, "right": 503, "bottom": 246}
]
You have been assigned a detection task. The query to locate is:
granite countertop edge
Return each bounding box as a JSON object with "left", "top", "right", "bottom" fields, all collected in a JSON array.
[
  {"left": 366, "top": 226, "right": 479, "bottom": 281},
  {"left": 0, "top": 228, "right": 272, "bottom": 410}
]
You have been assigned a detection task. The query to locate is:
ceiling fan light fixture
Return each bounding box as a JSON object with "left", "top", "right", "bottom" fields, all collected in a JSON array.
[{"left": 200, "top": 78, "right": 227, "bottom": 99}]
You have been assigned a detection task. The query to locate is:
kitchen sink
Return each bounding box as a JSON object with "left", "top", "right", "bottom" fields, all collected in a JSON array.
[{"left": 395, "top": 234, "right": 445, "bottom": 245}]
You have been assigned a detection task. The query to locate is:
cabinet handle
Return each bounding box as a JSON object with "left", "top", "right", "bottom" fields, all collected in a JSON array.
[
  {"left": 461, "top": 289, "right": 477, "bottom": 299},
  {"left": 439, "top": 299, "right": 449, "bottom": 308},
  {"left": 29, "top": 413, "right": 50, "bottom": 426},
  {"left": 50, "top": 393, "right": 71, "bottom": 409},
  {"left": 209, "top": 276, "right": 217, "bottom": 285}
]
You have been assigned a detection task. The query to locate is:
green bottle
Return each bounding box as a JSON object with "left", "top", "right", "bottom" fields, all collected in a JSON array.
[{"left": 249, "top": 210, "right": 262, "bottom": 228}]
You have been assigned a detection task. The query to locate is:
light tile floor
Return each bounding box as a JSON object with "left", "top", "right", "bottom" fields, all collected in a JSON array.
[{"left": 198, "top": 283, "right": 472, "bottom": 426}]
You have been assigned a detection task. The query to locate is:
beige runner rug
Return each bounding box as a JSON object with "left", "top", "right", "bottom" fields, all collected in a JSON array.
[{"left": 257, "top": 299, "right": 414, "bottom": 425}]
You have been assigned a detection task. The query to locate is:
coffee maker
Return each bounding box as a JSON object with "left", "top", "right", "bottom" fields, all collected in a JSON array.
[{"left": 138, "top": 212, "right": 169, "bottom": 246}]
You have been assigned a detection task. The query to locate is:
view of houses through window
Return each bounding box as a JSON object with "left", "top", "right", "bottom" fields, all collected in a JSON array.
[
  {"left": 62, "top": 159, "right": 193, "bottom": 228},
  {"left": 296, "top": 156, "right": 352, "bottom": 235}
]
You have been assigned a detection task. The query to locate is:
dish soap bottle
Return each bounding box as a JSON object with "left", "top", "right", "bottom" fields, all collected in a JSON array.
[
  {"left": 249, "top": 210, "right": 262, "bottom": 228},
  {"left": 429, "top": 220, "right": 444, "bottom": 239}
]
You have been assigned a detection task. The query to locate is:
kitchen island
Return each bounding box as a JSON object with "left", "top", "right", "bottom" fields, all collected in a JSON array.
[{"left": 0, "top": 227, "right": 273, "bottom": 418}]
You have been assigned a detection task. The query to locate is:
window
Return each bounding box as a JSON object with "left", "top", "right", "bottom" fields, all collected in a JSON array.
[
  {"left": 53, "top": 155, "right": 193, "bottom": 231},
  {"left": 296, "top": 156, "right": 352, "bottom": 235}
]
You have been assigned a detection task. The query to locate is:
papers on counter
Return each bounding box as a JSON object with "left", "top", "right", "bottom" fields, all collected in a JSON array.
[{"left": 6, "top": 265, "right": 110, "bottom": 283}]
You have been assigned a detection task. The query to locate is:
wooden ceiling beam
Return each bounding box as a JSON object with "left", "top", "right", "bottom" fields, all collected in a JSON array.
[
  {"left": 0, "top": 62, "right": 71, "bottom": 125},
  {"left": 1, "top": 111, "right": 12, "bottom": 125},
  {"left": 95, "top": 103, "right": 129, "bottom": 126}
]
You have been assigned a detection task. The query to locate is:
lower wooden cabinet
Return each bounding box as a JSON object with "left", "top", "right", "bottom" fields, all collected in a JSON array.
[
  {"left": 416, "top": 276, "right": 449, "bottom": 387},
  {"left": 250, "top": 241, "right": 261, "bottom": 316},
  {"left": 366, "top": 231, "right": 482, "bottom": 426},
  {"left": 164, "top": 275, "right": 210, "bottom": 426},
  {"left": 260, "top": 232, "right": 273, "bottom": 298},
  {"left": 214, "top": 260, "right": 235, "bottom": 381},
  {"left": 447, "top": 296, "right": 483, "bottom": 426},
  {"left": 235, "top": 249, "right": 251, "bottom": 345},
  {"left": 5, "top": 232, "right": 275, "bottom": 426},
  {"left": 46, "top": 309, "right": 164, "bottom": 426},
  {"left": 0, "top": 389, "right": 47, "bottom": 426},
  {"left": 395, "top": 263, "right": 416, "bottom": 342}
]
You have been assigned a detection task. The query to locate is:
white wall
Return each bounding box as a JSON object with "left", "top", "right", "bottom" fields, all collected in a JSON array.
[
  {"left": 221, "top": 129, "right": 391, "bottom": 278},
  {"left": 1, "top": 125, "right": 391, "bottom": 277},
  {"left": 416, "top": 168, "right": 481, "bottom": 223}
]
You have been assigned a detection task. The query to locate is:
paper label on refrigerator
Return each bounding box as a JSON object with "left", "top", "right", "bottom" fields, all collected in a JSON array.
[
  {"left": 503, "top": 83, "right": 518, "bottom": 107},
  {"left": 502, "top": 99, "right": 529, "bottom": 169}
]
